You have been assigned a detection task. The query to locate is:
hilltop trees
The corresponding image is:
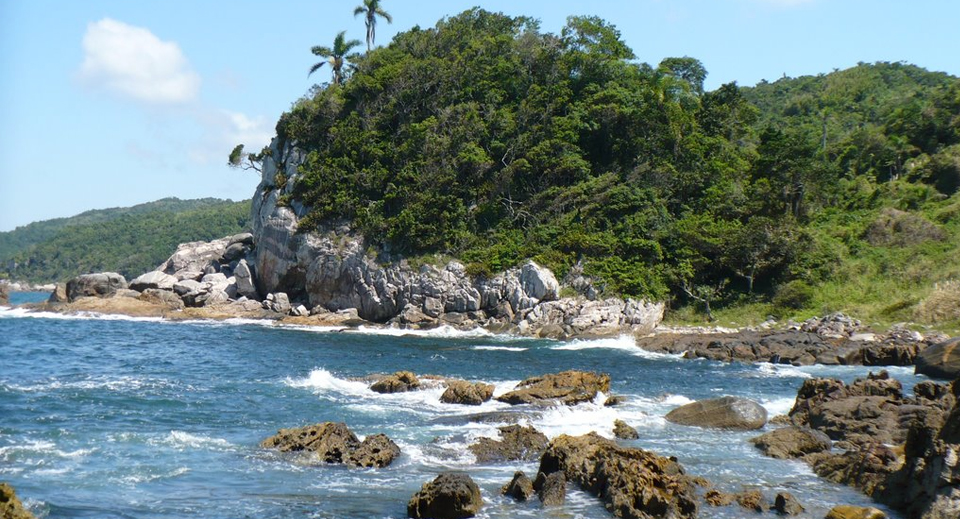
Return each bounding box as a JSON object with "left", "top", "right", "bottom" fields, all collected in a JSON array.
[
  {"left": 354, "top": 0, "right": 393, "bottom": 51},
  {"left": 309, "top": 30, "right": 362, "bottom": 86}
]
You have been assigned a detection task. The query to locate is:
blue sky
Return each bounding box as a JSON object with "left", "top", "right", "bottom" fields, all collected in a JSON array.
[{"left": 1, "top": 0, "right": 958, "bottom": 231}]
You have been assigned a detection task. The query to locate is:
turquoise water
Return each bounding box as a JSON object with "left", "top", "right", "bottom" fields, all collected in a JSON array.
[{"left": 1, "top": 293, "right": 919, "bottom": 518}]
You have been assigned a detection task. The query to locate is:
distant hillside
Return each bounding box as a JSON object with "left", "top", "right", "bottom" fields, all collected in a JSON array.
[{"left": 0, "top": 198, "right": 251, "bottom": 283}]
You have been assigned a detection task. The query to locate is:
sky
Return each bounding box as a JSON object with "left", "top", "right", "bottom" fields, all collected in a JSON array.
[{"left": 1, "top": 0, "right": 958, "bottom": 232}]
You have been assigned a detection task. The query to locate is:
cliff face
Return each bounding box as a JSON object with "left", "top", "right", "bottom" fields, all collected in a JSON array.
[{"left": 249, "top": 138, "right": 663, "bottom": 335}]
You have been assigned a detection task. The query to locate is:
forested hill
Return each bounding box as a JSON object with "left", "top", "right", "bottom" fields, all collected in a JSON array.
[
  {"left": 266, "top": 8, "right": 960, "bottom": 326},
  {"left": 0, "top": 198, "right": 250, "bottom": 283}
]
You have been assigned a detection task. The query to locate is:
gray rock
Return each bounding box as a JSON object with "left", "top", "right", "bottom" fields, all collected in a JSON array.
[
  {"left": 173, "top": 279, "right": 202, "bottom": 296},
  {"left": 665, "top": 396, "right": 768, "bottom": 430},
  {"left": 291, "top": 304, "right": 309, "bottom": 317},
  {"left": 750, "top": 426, "right": 831, "bottom": 459},
  {"left": 268, "top": 292, "right": 291, "bottom": 314},
  {"left": 408, "top": 472, "right": 483, "bottom": 519},
  {"left": 520, "top": 261, "right": 559, "bottom": 302},
  {"left": 469, "top": 425, "right": 548, "bottom": 463},
  {"left": 159, "top": 238, "right": 230, "bottom": 278},
  {"left": 139, "top": 288, "right": 184, "bottom": 310},
  {"left": 536, "top": 471, "right": 566, "bottom": 506},
  {"left": 129, "top": 271, "right": 177, "bottom": 291},
  {"left": 233, "top": 259, "right": 259, "bottom": 299},
  {"left": 66, "top": 272, "right": 127, "bottom": 301}
]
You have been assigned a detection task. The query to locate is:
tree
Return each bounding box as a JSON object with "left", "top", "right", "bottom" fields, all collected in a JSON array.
[
  {"left": 354, "top": 0, "right": 392, "bottom": 52},
  {"left": 309, "top": 31, "right": 362, "bottom": 86},
  {"left": 228, "top": 144, "right": 265, "bottom": 172}
]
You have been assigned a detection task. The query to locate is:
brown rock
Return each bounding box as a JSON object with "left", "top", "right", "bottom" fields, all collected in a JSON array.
[
  {"left": 736, "top": 489, "right": 769, "bottom": 512},
  {"left": 915, "top": 337, "right": 960, "bottom": 380},
  {"left": 613, "top": 419, "right": 639, "bottom": 439},
  {"left": 496, "top": 370, "right": 610, "bottom": 406},
  {"left": 0, "top": 284, "right": 9, "bottom": 306},
  {"left": 370, "top": 371, "right": 421, "bottom": 393},
  {"left": 537, "top": 432, "right": 698, "bottom": 519},
  {"left": 824, "top": 505, "right": 887, "bottom": 519},
  {"left": 665, "top": 396, "right": 767, "bottom": 430},
  {"left": 65, "top": 272, "right": 127, "bottom": 301},
  {"left": 408, "top": 472, "right": 483, "bottom": 519},
  {"left": 750, "top": 426, "right": 832, "bottom": 459},
  {"left": 501, "top": 471, "right": 534, "bottom": 501},
  {"left": 704, "top": 489, "right": 736, "bottom": 506},
  {"left": 261, "top": 422, "right": 360, "bottom": 463},
  {"left": 440, "top": 380, "right": 494, "bottom": 405},
  {"left": 811, "top": 443, "right": 901, "bottom": 496},
  {"left": 0, "top": 483, "right": 36, "bottom": 519},
  {"left": 346, "top": 433, "right": 401, "bottom": 468},
  {"left": 536, "top": 471, "right": 566, "bottom": 506},
  {"left": 774, "top": 492, "right": 804, "bottom": 515},
  {"left": 469, "top": 425, "right": 548, "bottom": 463}
]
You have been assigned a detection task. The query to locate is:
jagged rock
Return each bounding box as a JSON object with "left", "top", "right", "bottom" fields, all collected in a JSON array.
[
  {"left": 65, "top": 272, "right": 127, "bottom": 301},
  {"left": 613, "top": 419, "right": 639, "bottom": 439},
  {"left": 750, "top": 426, "right": 832, "bottom": 459},
  {"left": 129, "top": 270, "right": 177, "bottom": 291},
  {"left": 736, "top": 489, "right": 769, "bottom": 512},
  {"left": 536, "top": 471, "right": 566, "bottom": 506},
  {"left": 537, "top": 432, "right": 699, "bottom": 519},
  {"left": 501, "top": 471, "right": 535, "bottom": 501},
  {"left": 440, "top": 380, "right": 494, "bottom": 405},
  {"left": 520, "top": 261, "right": 559, "bottom": 302},
  {"left": 774, "top": 492, "right": 804, "bottom": 515},
  {"left": 233, "top": 259, "right": 259, "bottom": 299},
  {"left": 159, "top": 238, "right": 231, "bottom": 278},
  {"left": 48, "top": 283, "right": 68, "bottom": 303},
  {"left": 370, "top": 371, "right": 421, "bottom": 393},
  {"left": 0, "top": 483, "right": 36, "bottom": 519},
  {"left": 825, "top": 505, "right": 887, "bottom": 519},
  {"left": 291, "top": 304, "right": 309, "bottom": 317},
  {"left": 345, "top": 433, "right": 401, "bottom": 468},
  {"left": 0, "top": 283, "right": 10, "bottom": 305},
  {"left": 799, "top": 312, "right": 863, "bottom": 338},
  {"left": 665, "top": 396, "right": 767, "bottom": 430},
  {"left": 265, "top": 292, "right": 291, "bottom": 314},
  {"left": 705, "top": 489, "right": 736, "bottom": 507},
  {"left": 605, "top": 395, "right": 626, "bottom": 406},
  {"left": 469, "top": 425, "right": 549, "bottom": 463},
  {"left": 915, "top": 337, "right": 960, "bottom": 380},
  {"left": 260, "top": 422, "right": 399, "bottom": 468},
  {"left": 496, "top": 370, "right": 610, "bottom": 406},
  {"left": 138, "top": 288, "right": 185, "bottom": 310},
  {"left": 811, "top": 443, "right": 901, "bottom": 496},
  {"left": 408, "top": 472, "right": 483, "bottom": 519}
]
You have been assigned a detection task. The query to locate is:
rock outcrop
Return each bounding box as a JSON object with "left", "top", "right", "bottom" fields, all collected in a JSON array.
[
  {"left": 915, "top": 337, "right": 960, "bottom": 380},
  {"left": 440, "top": 380, "right": 494, "bottom": 405},
  {"left": 750, "top": 426, "right": 832, "bottom": 459},
  {"left": 496, "top": 370, "right": 610, "bottom": 406},
  {"left": 370, "top": 371, "right": 421, "bottom": 393},
  {"left": 536, "top": 432, "right": 699, "bottom": 519},
  {"left": 0, "top": 483, "right": 36, "bottom": 519},
  {"left": 501, "top": 471, "right": 535, "bottom": 501},
  {"left": 665, "top": 396, "right": 767, "bottom": 430},
  {"left": 468, "top": 425, "right": 548, "bottom": 463},
  {"left": 260, "top": 422, "right": 400, "bottom": 468},
  {"left": 65, "top": 272, "right": 127, "bottom": 301},
  {"left": 613, "top": 419, "right": 639, "bottom": 439},
  {"left": 408, "top": 472, "right": 483, "bottom": 519},
  {"left": 0, "top": 283, "right": 9, "bottom": 305}
]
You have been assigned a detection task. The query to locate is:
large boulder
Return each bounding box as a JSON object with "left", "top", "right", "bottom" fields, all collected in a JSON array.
[
  {"left": 537, "top": 432, "right": 699, "bottom": 519},
  {"left": 536, "top": 471, "right": 566, "bottom": 506},
  {"left": 370, "top": 371, "right": 421, "bottom": 393},
  {"left": 0, "top": 483, "right": 36, "bottom": 519},
  {"left": 408, "top": 472, "right": 483, "bottom": 519},
  {"left": 750, "top": 426, "right": 831, "bottom": 459},
  {"left": 440, "top": 380, "right": 494, "bottom": 405},
  {"left": 233, "top": 259, "right": 259, "bottom": 299},
  {"left": 665, "top": 396, "right": 767, "bottom": 430},
  {"left": 916, "top": 337, "right": 960, "bottom": 380},
  {"left": 501, "top": 471, "right": 534, "bottom": 501},
  {"left": 66, "top": 272, "right": 127, "bottom": 301},
  {"left": 129, "top": 270, "right": 177, "bottom": 291},
  {"left": 613, "top": 419, "right": 639, "bottom": 439},
  {"left": 159, "top": 238, "right": 231, "bottom": 278},
  {"left": 496, "top": 370, "right": 610, "bottom": 406},
  {"left": 519, "top": 261, "right": 559, "bottom": 302},
  {"left": 260, "top": 422, "right": 400, "bottom": 468},
  {"left": 469, "top": 425, "right": 549, "bottom": 463}
]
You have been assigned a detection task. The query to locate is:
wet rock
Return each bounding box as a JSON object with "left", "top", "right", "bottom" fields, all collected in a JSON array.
[
  {"left": 604, "top": 395, "right": 626, "bottom": 406},
  {"left": 613, "top": 419, "right": 639, "bottom": 439},
  {"left": 774, "top": 492, "right": 804, "bottom": 515},
  {"left": 736, "top": 489, "right": 769, "bottom": 512},
  {"left": 66, "top": 272, "right": 127, "bottom": 301},
  {"left": 0, "top": 483, "right": 36, "bottom": 519},
  {"left": 408, "top": 472, "right": 483, "bottom": 519},
  {"left": 665, "top": 396, "right": 767, "bottom": 430},
  {"left": 346, "top": 433, "right": 401, "bottom": 468},
  {"left": 750, "top": 426, "right": 832, "bottom": 459},
  {"left": 811, "top": 443, "right": 902, "bottom": 496},
  {"left": 260, "top": 422, "right": 400, "bottom": 468},
  {"left": 915, "top": 337, "right": 960, "bottom": 380},
  {"left": 469, "top": 425, "right": 548, "bottom": 463},
  {"left": 536, "top": 471, "right": 566, "bottom": 506},
  {"left": 537, "top": 432, "right": 699, "bottom": 519},
  {"left": 704, "top": 488, "right": 736, "bottom": 506},
  {"left": 370, "top": 371, "right": 421, "bottom": 393},
  {"left": 824, "top": 505, "right": 887, "bottom": 519},
  {"left": 440, "top": 380, "right": 494, "bottom": 405},
  {"left": 501, "top": 471, "right": 535, "bottom": 501},
  {"left": 496, "top": 370, "right": 610, "bottom": 406}
]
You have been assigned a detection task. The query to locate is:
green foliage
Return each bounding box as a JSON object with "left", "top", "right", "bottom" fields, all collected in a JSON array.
[{"left": 0, "top": 199, "right": 250, "bottom": 283}]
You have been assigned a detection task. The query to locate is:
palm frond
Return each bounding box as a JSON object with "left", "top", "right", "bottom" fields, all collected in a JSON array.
[
  {"left": 375, "top": 7, "right": 392, "bottom": 24},
  {"left": 308, "top": 61, "right": 326, "bottom": 77}
]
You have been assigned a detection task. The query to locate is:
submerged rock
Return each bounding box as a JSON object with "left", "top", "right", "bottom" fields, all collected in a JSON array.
[
  {"left": 408, "top": 472, "right": 483, "bottom": 519},
  {"left": 260, "top": 422, "right": 399, "bottom": 468},
  {"left": 440, "top": 380, "right": 494, "bottom": 405},
  {"left": 613, "top": 419, "right": 639, "bottom": 439},
  {"left": 501, "top": 471, "right": 535, "bottom": 501},
  {"left": 469, "top": 425, "right": 548, "bottom": 463},
  {"left": 535, "top": 471, "right": 566, "bottom": 506},
  {"left": 665, "top": 396, "right": 767, "bottom": 430},
  {"left": 496, "top": 370, "right": 610, "bottom": 406}
]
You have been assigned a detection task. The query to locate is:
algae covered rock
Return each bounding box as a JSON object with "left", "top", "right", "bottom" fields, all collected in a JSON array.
[
  {"left": 496, "top": 370, "right": 610, "bottom": 406},
  {"left": 440, "top": 380, "right": 494, "bottom": 405}
]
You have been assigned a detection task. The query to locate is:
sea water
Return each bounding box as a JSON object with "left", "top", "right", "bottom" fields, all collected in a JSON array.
[{"left": 0, "top": 293, "right": 920, "bottom": 518}]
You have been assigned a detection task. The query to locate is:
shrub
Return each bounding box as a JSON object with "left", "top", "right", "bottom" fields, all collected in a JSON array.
[
  {"left": 915, "top": 280, "right": 960, "bottom": 323},
  {"left": 772, "top": 280, "right": 814, "bottom": 310}
]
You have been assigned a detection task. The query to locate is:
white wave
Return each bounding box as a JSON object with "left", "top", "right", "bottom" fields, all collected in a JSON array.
[
  {"left": 755, "top": 362, "right": 814, "bottom": 379},
  {"left": 284, "top": 368, "right": 371, "bottom": 395},
  {"left": 0, "top": 440, "right": 96, "bottom": 461},
  {"left": 3, "top": 375, "right": 179, "bottom": 393},
  {"left": 0, "top": 306, "right": 165, "bottom": 323},
  {"left": 473, "top": 345, "right": 528, "bottom": 352},
  {"left": 525, "top": 392, "right": 662, "bottom": 439},
  {"left": 660, "top": 394, "right": 695, "bottom": 406},
  {"left": 117, "top": 466, "right": 190, "bottom": 485},
  {"left": 350, "top": 324, "right": 494, "bottom": 339},
  {"left": 762, "top": 397, "right": 797, "bottom": 418},
  {"left": 151, "top": 431, "right": 234, "bottom": 451},
  {"left": 551, "top": 335, "right": 683, "bottom": 360}
]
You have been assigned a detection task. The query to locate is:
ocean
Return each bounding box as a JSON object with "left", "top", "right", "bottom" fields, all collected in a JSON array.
[{"left": 1, "top": 292, "right": 917, "bottom": 518}]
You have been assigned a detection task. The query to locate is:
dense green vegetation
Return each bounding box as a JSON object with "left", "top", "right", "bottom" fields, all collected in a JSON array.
[
  {"left": 265, "top": 9, "right": 959, "bottom": 327},
  {"left": 0, "top": 198, "right": 250, "bottom": 283}
]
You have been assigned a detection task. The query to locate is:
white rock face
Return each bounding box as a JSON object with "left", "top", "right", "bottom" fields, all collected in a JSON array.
[{"left": 129, "top": 271, "right": 177, "bottom": 291}]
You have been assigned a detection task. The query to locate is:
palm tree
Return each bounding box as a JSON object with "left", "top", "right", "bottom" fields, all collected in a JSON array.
[
  {"left": 309, "top": 31, "right": 362, "bottom": 86},
  {"left": 353, "top": 0, "right": 392, "bottom": 51}
]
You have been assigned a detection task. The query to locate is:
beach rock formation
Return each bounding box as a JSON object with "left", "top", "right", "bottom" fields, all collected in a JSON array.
[
  {"left": 260, "top": 422, "right": 399, "bottom": 468},
  {"left": 370, "top": 371, "right": 421, "bottom": 393},
  {"left": 915, "top": 337, "right": 960, "bottom": 380},
  {"left": 496, "top": 370, "right": 610, "bottom": 406},
  {"left": 468, "top": 425, "right": 548, "bottom": 463},
  {"left": 501, "top": 471, "right": 535, "bottom": 501},
  {"left": 0, "top": 483, "right": 36, "bottom": 519},
  {"left": 665, "top": 396, "right": 768, "bottom": 430},
  {"left": 774, "top": 492, "right": 804, "bottom": 515},
  {"left": 536, "top": 432, "right": 699, "bottom": 519},
  {"left": 535, "top": 471, "right": 566, "bottom": 505},
  {"left": 408, "top": 472, "right": 483, "bottom": 519},
  {"left": 613, "top": 419, "right": 639, "bottom": 439},
  {"left": 440, "top": 380, "right": 494, "bottom": 405},
  {"left": 65, "top": 272, "right": 127, "bottom": 301},
  {"left": 750, "top": 426, "right": 832, "bottom": 459}
]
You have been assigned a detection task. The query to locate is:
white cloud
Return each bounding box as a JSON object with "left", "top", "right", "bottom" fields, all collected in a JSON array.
[
  {"left": 79, "top": 18, "right": 200, "bottom": 104},
  {"left": 186, "top": 109, "right": 274, "bottom": 166}
]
